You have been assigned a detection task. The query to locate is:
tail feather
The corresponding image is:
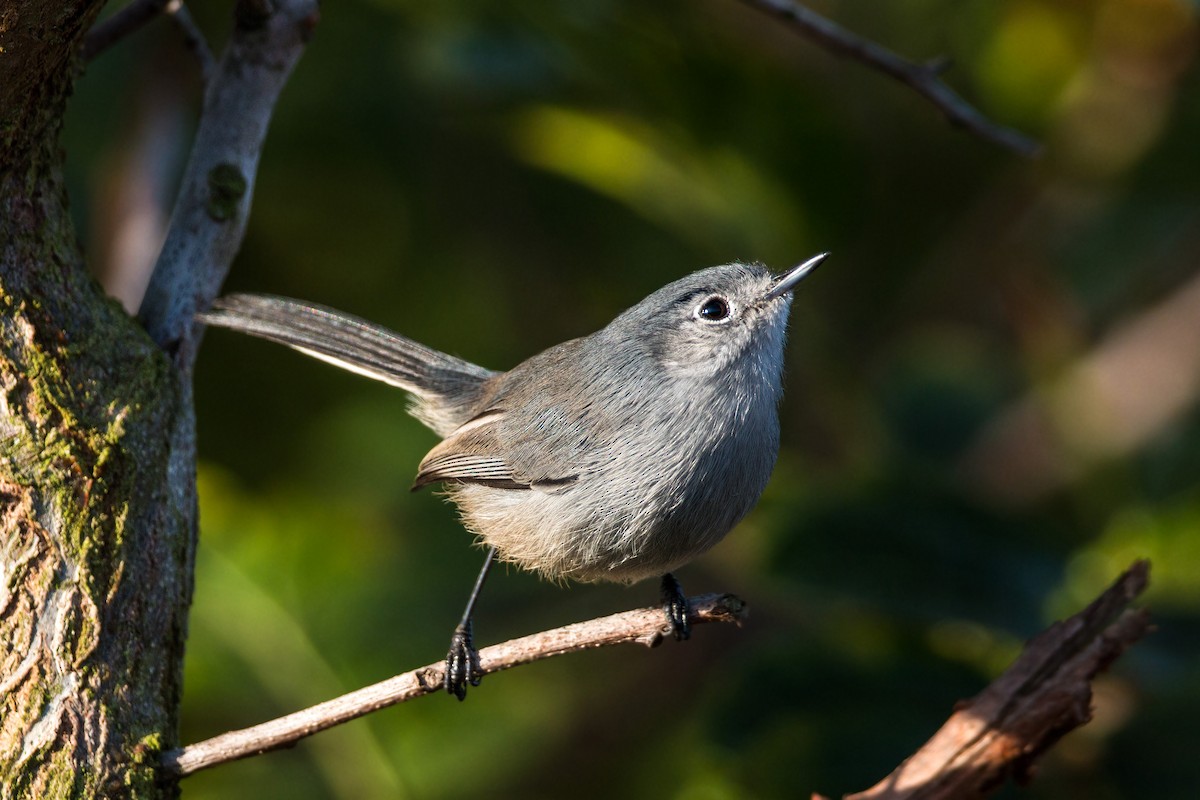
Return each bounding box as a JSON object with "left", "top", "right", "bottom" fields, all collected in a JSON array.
[{"left": 199, "top": 293, "right": 496, "bottom": 435}]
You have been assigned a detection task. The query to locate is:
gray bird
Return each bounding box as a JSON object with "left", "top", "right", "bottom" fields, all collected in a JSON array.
[{"left": 198, "top": 253, "right": 826, "bottom": 699}]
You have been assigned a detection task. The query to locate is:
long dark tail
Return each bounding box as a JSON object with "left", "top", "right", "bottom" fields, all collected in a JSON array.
[{"left": 198, "top": 293, "right": 495, "bottom": 435}]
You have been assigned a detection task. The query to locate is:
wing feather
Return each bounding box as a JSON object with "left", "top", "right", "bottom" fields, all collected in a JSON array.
[{"left": 412, "top": 408, "right": 578, "bottom": 491}]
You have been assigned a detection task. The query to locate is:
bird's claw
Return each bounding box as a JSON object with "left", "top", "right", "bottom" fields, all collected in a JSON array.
[
  {"left": 444, "top": 622, "right": 483, "bottom": 701},
  {"left": 661, "top": 573, "right": 691, "bottom": 641}
]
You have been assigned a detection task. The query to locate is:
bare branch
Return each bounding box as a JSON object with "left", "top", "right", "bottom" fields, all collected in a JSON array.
[
  {"left": 82, "top": 0, "right": 170, "bottom": 61},
  {"left": 166, "top": 0, "right": 216, "bottom": 83},
  {"left": 840, "top": 561, "right": 1151, "bottom": 799},
  {"left": 84, "top": 0, "right": 215, "bottom": 80},
  {"left": 139, "top": 0, "right": 320, "bottom": 362},
  {"left": 162, "top": 593, "right": 748, "bottom": 778},
  {"left": 739, "top": 0, "right": 1041, "bottom": 157}
]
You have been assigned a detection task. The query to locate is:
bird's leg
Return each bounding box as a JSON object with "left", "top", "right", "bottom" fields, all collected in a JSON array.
[
  {"left": 445, "top": 546, "right": 497, "bottom": 701},
  {"left": 660, "top": 573, "right": 691, "bottom": 641}
]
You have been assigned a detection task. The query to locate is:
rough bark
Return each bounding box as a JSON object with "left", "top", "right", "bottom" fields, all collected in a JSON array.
[
  {"left": 841, "top": 561, "right": 1151, "bottom": 800},
  {"left": 1, "top": 1, "right": 192, "bottom": 797},
  {"left": 2, "top": 0, "right": 319, "bottom": 795}
]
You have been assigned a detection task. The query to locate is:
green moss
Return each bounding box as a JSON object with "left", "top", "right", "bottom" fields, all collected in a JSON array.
[
  {"left": 2, "top": 280, "right": 184, "bottom": 796},
  {"left": 3, "top": 10, "right": 188, "bottom": 791},
  {"left": 124, "top": 732, "right": 167, "bottom": 795},
  {"left": 206, "top": 163, "right": 248, "bottom": 221}
]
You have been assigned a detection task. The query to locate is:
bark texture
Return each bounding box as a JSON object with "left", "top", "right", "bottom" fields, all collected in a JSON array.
[{"left": 1, "top": 1, "right": 194, "bottom": 796}]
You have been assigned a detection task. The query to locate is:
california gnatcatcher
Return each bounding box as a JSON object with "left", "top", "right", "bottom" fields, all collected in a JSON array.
[{"left": 198, "top": 253, "right": 827, "bottom": 699}]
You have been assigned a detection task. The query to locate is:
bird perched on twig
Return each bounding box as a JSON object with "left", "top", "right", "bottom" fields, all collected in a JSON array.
[{"left": 198, "top": 253, "right": 827, "bottom": 699}]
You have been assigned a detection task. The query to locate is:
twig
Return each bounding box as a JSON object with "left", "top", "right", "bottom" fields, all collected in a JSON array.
[
  {"left": 83, "top": 0, "right": 215, "bottom": 81},
  {"left": 838, "top": 560, "right": 1151, "bottom": 799},
  {"left": 166, "top": 0, "right": 216, "bottom": 83},
  {"left": 82, "top": 0, "right": 170, "bottom": 61},
  {"left": 739, "top": 0, "right": 1041, "bottom": 157},
  {"left": 161, "top": 593, "right": 748, "bottom": 778},
  {"left": 139, "top": 0, "right": 320, "bottom": 363}
]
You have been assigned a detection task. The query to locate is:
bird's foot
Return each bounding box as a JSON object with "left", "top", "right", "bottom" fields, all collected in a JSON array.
[
  {"left": 444, "top": 622, "right": 483, "bottom": 701},
  {"left": 660, "top": 573, "right": 691, "bottom": 641}
]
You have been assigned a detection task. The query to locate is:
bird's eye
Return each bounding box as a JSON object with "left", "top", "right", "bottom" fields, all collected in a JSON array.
[{"left": 697, "top": 296, "right": 731, "bottom": 322}]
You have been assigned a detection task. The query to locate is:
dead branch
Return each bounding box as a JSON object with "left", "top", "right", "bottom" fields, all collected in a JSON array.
[
  {"left": 836, "top": 560, "right": 1151, "bottom": 800},
  {"left": 83, "top": 0, "right": 213, "bottom": 77},
  {"left": 165, "top": 0, "right": 216, "bottom": 82},
  {"left": 161, "top": 592, "right": 748, "bottom": 778},
  {"left": 82, "top": 0, "right": 170, "bottom": 61},
  {"left": 739, "top": 0, "right": 1040, "bottom": 157}
]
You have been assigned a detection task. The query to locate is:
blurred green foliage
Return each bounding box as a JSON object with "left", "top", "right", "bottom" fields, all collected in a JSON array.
[{"left": 64, "top": 0, "right": 1200, "bottom": 797}]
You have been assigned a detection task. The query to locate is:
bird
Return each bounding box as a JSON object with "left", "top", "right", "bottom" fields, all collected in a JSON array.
[{"left": 197, "top": 253, "right": 827, "bottom": 699}]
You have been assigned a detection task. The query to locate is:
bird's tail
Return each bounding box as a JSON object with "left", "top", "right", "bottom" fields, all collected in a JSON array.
[{"left": 198, "top": 293, "right": 495, "bottom": 436}]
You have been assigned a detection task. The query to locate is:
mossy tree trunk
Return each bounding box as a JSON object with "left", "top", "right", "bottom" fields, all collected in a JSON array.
[{"left": 1, "top": 2, "right": 195, "bottom": 796}]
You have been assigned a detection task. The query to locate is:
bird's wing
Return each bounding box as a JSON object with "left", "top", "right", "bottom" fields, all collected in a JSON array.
[{"left": 412, "top": 408, "right": 579, "bottom": 491}]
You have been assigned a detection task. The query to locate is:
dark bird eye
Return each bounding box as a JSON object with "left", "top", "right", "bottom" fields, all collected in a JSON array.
[{"left": 697, "top": 296, "right": 730, "bottom": 321}]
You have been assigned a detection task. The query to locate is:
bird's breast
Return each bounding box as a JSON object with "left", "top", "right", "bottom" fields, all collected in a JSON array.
[{"left": 448, "top": 367, "right": 782, "bottom": 584}]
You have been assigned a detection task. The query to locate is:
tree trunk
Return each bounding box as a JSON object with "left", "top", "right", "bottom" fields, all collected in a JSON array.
[{"left": 1, "top": 2, "right": 194, "bottom": 796}]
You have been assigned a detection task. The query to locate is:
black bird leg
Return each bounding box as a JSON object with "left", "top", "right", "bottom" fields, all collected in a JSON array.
[
  {"left": 445, "top": 546, "right": 497, "bottom": 701},
  {"left": 660, "top": 572, "right": 691, "bottom": 641}
]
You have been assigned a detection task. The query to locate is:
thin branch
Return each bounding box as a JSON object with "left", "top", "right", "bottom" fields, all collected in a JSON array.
[
  {"left": 82, "top": 0, "right": 169, "bottom": 61},
  {"left": 83, "top": 0, "right": 215, "bottom": 80},
  {"left": 838, "top": 560, "right": 1151, "bottom": 799},
  {"left": 139, "top": 0, "right": 320, "bottom": 363},
  {"left": 161, "top": 593, "right": 748, "bottom": 778},
  {"left": 740, "top": 0, "right": 1041, "bottom": 157},
  {"left": 165, "top": 0, "right": 216, "bottom": 83}
]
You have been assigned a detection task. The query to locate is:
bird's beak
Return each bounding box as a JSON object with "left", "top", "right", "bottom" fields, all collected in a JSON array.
[{"left": 763, "top": 252, "right": 829, "bottom": 301}]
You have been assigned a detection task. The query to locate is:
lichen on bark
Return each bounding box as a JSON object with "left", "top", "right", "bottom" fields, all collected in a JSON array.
[
  {"left": 1, "top": 1, "right": 197, "bottom": 797},
  {"left": 1, "top": 172, "right": 193, "bottom": 795}
]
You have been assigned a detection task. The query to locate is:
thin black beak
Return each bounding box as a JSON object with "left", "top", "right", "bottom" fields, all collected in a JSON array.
[{"left": 763, "top": 252, "right": 829, "bottom": 301}]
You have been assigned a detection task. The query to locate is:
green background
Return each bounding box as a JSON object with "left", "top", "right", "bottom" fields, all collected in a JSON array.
[{"left": 66, "top": 1, "right": 1200, "bottom": 797}]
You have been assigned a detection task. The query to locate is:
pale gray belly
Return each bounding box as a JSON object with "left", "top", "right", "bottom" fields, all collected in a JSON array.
[{"left": 446, "top": 426, "right": 777, "bottom": 583}]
